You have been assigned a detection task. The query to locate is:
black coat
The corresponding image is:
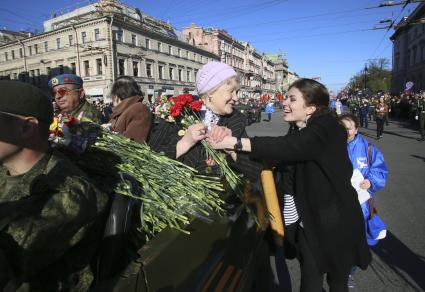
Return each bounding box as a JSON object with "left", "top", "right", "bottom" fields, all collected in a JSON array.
[
  {"left": 149, "top": 110, "right": 261, "bottom": 182},
  {"left": 250, "top": 113, "right": 371, "bottom": 272}
]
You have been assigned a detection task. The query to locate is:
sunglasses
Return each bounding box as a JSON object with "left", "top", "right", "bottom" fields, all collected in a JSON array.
[{"left": 51, "top": 87, "right": 81, "bottom": 97}]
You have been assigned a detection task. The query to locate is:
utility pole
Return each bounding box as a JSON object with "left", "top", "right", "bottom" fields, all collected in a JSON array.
[{"left": 364, "top": 64, "right": 368, "bottom": 95}]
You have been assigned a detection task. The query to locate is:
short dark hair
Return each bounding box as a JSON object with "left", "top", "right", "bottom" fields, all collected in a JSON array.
[
  {"left": 110, "top": 76, "right": 143, "bottom": 100},
  {"left": 339, "top": 113, "right": 359, "bottom": 129},
  {"left": 288, "top": 78, "right": 330, "bottom": 116}
]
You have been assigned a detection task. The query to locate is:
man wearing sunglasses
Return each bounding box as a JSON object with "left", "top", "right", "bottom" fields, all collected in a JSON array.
[
  {"left": 48, "top": 73, "right": 103, "bottom": 123},
  {"left": 0, "top": 81, "right": 108, "bottom": 290}
]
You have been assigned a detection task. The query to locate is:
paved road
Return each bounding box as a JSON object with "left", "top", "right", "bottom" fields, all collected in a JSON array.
[{"left": 246, "top": 111, "right": 425, "bottom": 292}]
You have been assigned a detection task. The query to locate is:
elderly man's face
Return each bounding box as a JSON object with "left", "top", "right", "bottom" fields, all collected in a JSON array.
[{"left": 52, "top": 84, "right": 83, "bottom": 113}]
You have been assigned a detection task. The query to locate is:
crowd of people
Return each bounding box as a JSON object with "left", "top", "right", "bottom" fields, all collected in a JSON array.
[
  {"left": 345, "top": 91, "right": 425, "bottom": 141},
  {"left": 0, "top": 61, "right": 392, "bottom": 291}
]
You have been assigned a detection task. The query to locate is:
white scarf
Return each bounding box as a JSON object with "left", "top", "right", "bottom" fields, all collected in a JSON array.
[{"left": 201, "top": 105, "right": 220, "bottom": 132}]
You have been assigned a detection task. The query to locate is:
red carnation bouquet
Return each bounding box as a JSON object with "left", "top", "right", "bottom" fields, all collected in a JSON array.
[{"left": 154, "top": 94, "right": 240, "bottom": 190}]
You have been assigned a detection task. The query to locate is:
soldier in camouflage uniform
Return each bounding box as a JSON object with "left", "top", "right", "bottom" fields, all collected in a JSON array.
[
  {"left": 48, "top": 74, "right": 103, "bottom": 123},
  {"left": 0, "top": 81, "right": 108, "bottom": 291},
  {"left": 416, "top": 93, "right": 425, "bottom": 141}
]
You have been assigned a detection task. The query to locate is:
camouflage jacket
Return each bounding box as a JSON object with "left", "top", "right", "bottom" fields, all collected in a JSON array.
[
  {"left": 0, "top": 151, "right": 109, "bottom": 291},
  {"left": 69, "top": 99, "right": 103, "bottom": 124}
]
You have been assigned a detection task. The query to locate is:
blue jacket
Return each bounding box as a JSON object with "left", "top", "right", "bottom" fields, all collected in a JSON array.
[
  {"left": 265, "top": 103, "right": 275, "bottom": 113},
  {"left": 347, "top": 133, "right": 388, "bottom": 196}
]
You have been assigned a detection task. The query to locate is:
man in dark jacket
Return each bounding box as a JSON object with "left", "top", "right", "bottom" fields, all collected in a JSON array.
[{"left": 0, "top": 81, "right": 108, "bottom": 291}]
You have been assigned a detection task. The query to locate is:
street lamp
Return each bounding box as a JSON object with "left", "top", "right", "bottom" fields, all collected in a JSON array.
[{"left": 364, "top": 64, "right": 368, "bottom": 95}]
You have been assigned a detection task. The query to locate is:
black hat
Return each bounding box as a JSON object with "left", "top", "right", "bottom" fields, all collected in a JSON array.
[{"left": 0, "top": 80, "right": 53, "bottom": 124}]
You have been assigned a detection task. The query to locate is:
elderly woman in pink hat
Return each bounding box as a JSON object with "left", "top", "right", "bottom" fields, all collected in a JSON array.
[{"left": 149, "top": 61, "right": 260, "bottom": 181}]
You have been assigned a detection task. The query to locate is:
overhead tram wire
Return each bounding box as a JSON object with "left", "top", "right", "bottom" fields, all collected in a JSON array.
[
  {"left": 237, "top": 14, "right": 385, "bottom": 39},
  {"left": 218, "top": 6, "right": 383, "bottom": 31},
  {"left": 170, "top": 0, "right": 288, "bottom": 25},
  {"left": 249, "top": 28, "right": 372, "bottom": 45},
  {"left": 368, "top": 2, "right": 412, "bottom": 59}
]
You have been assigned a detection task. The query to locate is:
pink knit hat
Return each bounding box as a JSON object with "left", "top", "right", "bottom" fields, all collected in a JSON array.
[{"left": 196, "top": 61, "right": 237, "bottom": 95}]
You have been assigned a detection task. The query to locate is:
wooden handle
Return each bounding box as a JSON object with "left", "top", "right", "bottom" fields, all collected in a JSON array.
[{"left": 261, "top": 170, "right": 284, "bottom": 238}]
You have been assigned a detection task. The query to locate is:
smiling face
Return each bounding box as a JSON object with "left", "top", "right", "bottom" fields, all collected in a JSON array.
[
  {"left": 282, "top": 87, "right": 316, "bottom": 127},
  {"left": 205, "top": 78, "right": 240, "bottom": 115},
  {"left": 52, "top": 84, "right": 84, "bottom": 113}
]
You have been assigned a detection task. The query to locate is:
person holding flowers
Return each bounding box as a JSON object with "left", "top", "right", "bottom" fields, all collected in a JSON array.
[
  {"left": 149, "top": 61, "right": 261, "bottom": 182},
  {"left": 0, "top": 81, "right": 108, "bottom": 291},
  {"left": 208, "top": 79, "right": 371, "bottom": 292}
]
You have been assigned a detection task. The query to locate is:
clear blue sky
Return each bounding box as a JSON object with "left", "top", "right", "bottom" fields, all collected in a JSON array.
[{"left": 0, "top": 0, "right": 418, "bottom": 92}]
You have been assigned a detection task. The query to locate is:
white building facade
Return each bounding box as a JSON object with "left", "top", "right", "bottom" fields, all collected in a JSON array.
[{"left": 0, "top": 1, "right": 218, "bottom": 102}]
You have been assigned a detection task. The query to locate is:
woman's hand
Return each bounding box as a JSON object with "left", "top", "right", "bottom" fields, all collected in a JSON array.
[
  {"left": 176, "top": 123, "right": 208, "bottom": 158},
  {"left": 209, "top": 136, "right": 236, "bottom": 150},
  {"left": 207, "top": 125, "right": 232, "bottom": 143},
  {"left": 359, "top": 179, "right": 371, "bottom": 190}
]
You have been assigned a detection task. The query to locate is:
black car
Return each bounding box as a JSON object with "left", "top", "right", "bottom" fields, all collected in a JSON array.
[{"left": 95, "top": 186, "right": 273, "bottom": 292}]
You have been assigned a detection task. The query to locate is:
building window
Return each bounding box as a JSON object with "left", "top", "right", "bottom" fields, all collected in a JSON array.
[
  {"left": 146, "top": 63, "right": 152, "bottom": 78},
  {"left": 28, "top": 46, "right": 32, "bottom": 56},
  {"left": 4, "top": 52, "right": 8, "bottom": 61},
  {"left": 131, "top": 34, "right": 137, "bottom": 46},
  {"left": 178, "top": 48, "right": 181, "bottom": 57},
  {"left": 34, "top": 44, "right": 38, "bottom": 54},
  {"left": 96, "top": 58, "right": 103, "bottom": 75},
  {"left": 194, "top": 69, "right": 198, "bottom": 78},
  {"left": 158, "top": 65, "right": 163, "bottom": 79},
  {"left": 11, "top": 50, "right": 15, "bottom": 59},
  {"left": 178, "top": 68, "right": 182, "bottom": 81},
  {"left": 157, "top": 42, "right": 162, "bottom": 52},
  {"left": 116, "top": 30, "right": 123, "bottom": 42},
  {"left": 83, "top": 60, "right": 90, "bottom": 76},
  {"left": 46, "top": 67, "right": 52, "bottom": 79},
  {"left": 81, "top": 32, "right": 87, "bottom": 44},
  {"left": 169, "top": 45, "right": 172, "bottom": 55},
  {"left": 193, "top": 53, "right": 196, "bottom": 61},
  {"left": 145, "top": 38, "right": 150, "bottom": 49},
  {"left": 94, "top": 28, "right": 100, "bottom": 41},
  {"left": 71, "top": 62, "right": 76, "bottom": 74},
  {"left": 56, "top": 38, "right": 61, "bottom": 49},
  {"left": 186, "top": 70, "right": 191, "bottom": 82},
  {"left": 169, "top": 67, "right": 174, "bottom": 80},
  {"left": 19, "top": 48, "right": 23, "bottom": 58},
  {"left": 133, "top": 61, "right": 139, "bottom": 76},
  {"left": 118, "top": 59, "right": 125, "bottom": 76},
  {"left": 44, "top": 41, "right": 48, "bottom": 52},
  {"left": 59, "top": 65, "right": 64, "bottom": 74},
  {"left": 68, "top": 35, "right": 73, "bottom": 46}
]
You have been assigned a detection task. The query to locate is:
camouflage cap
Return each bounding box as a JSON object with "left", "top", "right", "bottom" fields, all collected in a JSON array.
[
  {"left": 0, "top": 80, "right": 53, "bottom": 124},
  {"left": 48, "top": 74, "right": 83, "bottom": 89}
]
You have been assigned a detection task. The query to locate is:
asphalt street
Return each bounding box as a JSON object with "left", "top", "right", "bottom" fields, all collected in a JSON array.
[{"left": 246, "top": 110, "right": 425, "bottom": 292}]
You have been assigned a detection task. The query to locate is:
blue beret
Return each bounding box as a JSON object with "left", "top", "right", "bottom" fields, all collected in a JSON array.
[{"left": 48, "top": 74, "right": 83, "bottom": 88}]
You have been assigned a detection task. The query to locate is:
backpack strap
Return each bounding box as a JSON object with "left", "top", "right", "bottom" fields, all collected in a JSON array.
[{"left": 366, "top": 143, "right": 375, "bottom": 219}]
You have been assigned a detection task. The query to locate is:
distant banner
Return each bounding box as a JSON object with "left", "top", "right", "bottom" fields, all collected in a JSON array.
[{"left": 405, "top": 81, "right": 414, "bottom": 91}]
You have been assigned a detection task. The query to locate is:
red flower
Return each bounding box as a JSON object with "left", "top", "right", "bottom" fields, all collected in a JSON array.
[
  {"left": 64, "top": 117, "right": 78, "bottom": 126},
  {"left": 170, "top": 103, "right": 182, "bottom": 118},
  {"left": 174, "top": 94, "right": 193, "bottom": 106},
  {"left": 189, "top": 100, "right": 203, "bottom": 111}
]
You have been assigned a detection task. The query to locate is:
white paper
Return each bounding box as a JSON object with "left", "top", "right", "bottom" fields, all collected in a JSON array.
[{"left": 351, "top": 169, "right": 371, "bottom": 205}]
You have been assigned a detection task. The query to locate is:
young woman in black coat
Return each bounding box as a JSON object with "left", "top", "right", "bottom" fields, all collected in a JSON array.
[{"left": 210, "top": 78, "right": 371, "bottom": 292}]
